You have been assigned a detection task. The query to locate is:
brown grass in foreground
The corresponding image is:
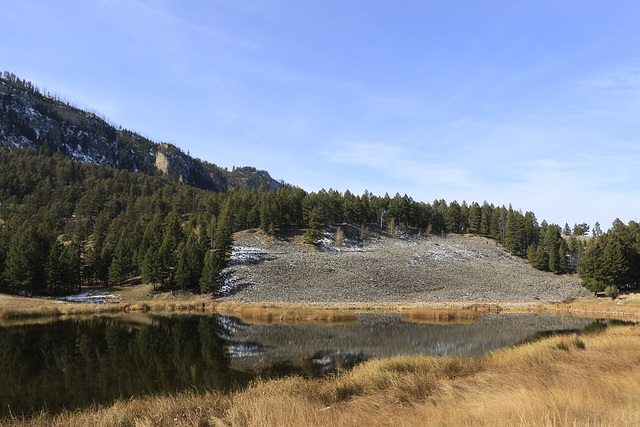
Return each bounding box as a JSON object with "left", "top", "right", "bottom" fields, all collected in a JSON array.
[{"left": 8, "top": 324, "right": 640, "bottom": 426}]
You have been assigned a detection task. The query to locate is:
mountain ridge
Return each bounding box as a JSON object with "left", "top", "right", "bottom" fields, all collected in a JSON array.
[{"left": 0, "top": 72, "right": 284, "bottom": 192}]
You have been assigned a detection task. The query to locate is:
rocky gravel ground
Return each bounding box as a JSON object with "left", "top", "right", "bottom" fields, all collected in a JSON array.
[{"left": 220, "top": 226, "right": 588, "bottom": 304}]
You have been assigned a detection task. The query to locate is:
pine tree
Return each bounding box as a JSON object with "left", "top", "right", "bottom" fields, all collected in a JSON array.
[
  {"left": 214, "top": 200, "right": 233, "bottom": 267},
  {"left": 302, "top": 193, "right": 326, "bottom": 244},
  {"left": 580, "top": 238, "right": 607, "bottom": 294},
  {"left": 59, "top": 242, "right": 81, "bottom": 293},
  {"left": 459, "top": 201, "right": 470, "bottom": 232},
  {"left": 445, "top": 201, "right": 461, "bottom": 234},
  {"left": 479, "top": 202, "right": 493, "bottom": 236},
  {"left": 157, "top": 211, "right": 184, "bottom": 286},
  {"left": 109, "top": 229, "right": 135, "bottom": 284},
  {"left": 548, "top": 245, "right": 561, "bottom": 272},
  {"left": 593, "top": 222, "right": 602, "bottom": 237},
  {"left": 527, "top": 244, "right": 545, "bottom": 270},
  {"left": 158, "top": 231, "right": 178, "bottom": 287},
  {"left": 601, "top": 237, "right": 629, "bottom": 287},
  {"left": 573, "top": 223, "right": 590, "bottom": 237},
  {"left": 490, "top": 206, "right": 505, "bottom": 242},
  {"left": 523, "top": 211, "right": 539, "bottom": 249},
  {"left": 431, "top": 199, "right": 446, "bottom": 234},
  {"left": 47, "top": 241, "right": 65, "bottom": 294},
  {"left": 141, "top": 246, "right": 162, "bottom": 289},
  {"left": 175, "top": 234, "right": 204, "bottom": 291},
  {"left": 504, "top": 210, "right": 526, "bottom": 255},
  {"left": 200, "top": 250, "right": 222, "bottom": 295},
  {"left": 543, "top": 225, "right": 566, "bottom": 273},
  {"left": 5, "top": 222, "right": 47, "bottom": 293},
  {"left": 138, "top": 211, "right": 165, "bottom": 268},
  {"left": 468, "top": 202, "right": 481, "bottom": 234}
]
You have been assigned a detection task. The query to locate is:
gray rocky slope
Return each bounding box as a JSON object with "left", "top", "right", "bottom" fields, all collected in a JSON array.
[{"left": 221, "top": 227, "right": 588, "bottom": 304}]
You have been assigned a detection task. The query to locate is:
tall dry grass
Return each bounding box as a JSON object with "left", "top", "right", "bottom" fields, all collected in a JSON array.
[
  {"left": 212, "top": 302, "right": 358, "bottom": 325},
  {"left": 9, "top": 323, "right": 640, "bottom": 426},
  {"left": 0, "top": 300, "right": 361, "bottom": 326}
]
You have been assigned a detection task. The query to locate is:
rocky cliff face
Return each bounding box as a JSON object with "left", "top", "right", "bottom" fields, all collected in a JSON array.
[
  {"left": 0, "top": 74, "right": 284, "bottom": 192},
  {"left": 155, "top": 144, "right": 187, "bottom": 183}
]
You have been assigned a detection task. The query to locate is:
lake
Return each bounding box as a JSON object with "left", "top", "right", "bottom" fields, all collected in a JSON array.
[{"left": 0, "top": 311, "right": 602, "bottom": 417}]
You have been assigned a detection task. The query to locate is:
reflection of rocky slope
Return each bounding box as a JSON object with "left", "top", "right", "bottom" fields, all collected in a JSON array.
[
  {"left": 222, "top": 229, "right": 588, "bottom": 303},
  {"left": 225, "top": 312, "right": 596, "bottom": 371}
]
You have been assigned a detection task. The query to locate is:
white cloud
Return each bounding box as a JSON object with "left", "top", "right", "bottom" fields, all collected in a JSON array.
[
  {"left": 579, "top": 67, "right": 640, "bottom": 90},
  {"left": 324, "top": 141, "right": 474, "bottom": 190}
]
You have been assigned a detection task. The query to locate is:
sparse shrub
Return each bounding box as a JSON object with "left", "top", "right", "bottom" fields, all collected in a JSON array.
[
  {"left": 334, "top": 227, "right": 344, "bottom": 247},
  {"left": 604, "top": 285, "right": 620, "bottom": 300},
  {"left": 360, "top": 225, "right": 369, "bottom": 240},
  {"left": 388, "top": 218, "right": 397, "bottom": 236}
]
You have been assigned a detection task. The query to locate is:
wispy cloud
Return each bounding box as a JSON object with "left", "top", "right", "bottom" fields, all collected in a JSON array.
[
  {"left": 324, "top": 141, "right": 473, "bottom": 189},
  {"left": 579, "top": 67, "right": 640, "bottom": 90}
]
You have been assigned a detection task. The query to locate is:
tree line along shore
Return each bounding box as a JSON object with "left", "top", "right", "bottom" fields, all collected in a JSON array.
[{"left": 0, "top": 148, "right": 638, "bottom": 301}]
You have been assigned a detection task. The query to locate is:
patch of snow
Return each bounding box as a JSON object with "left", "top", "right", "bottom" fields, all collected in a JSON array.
[
  {"left": 221, "top": 244, "right": 268, "bottom": 296},
  {"left": 398, "top": 232, "right": 418, "bottom": 245},
  {"left": 40, "top": 290, "right": 121, "bottom": 304},
  {"left": 318, "top": 226, "right": 364, "bottom": 253},
  {"left": 219, "top": 270, "right": 239, "bottom": 297},
  {"left": 228, "top": 244, "right": 268, "bottom": 266},
  {"left": 425, "top": 243, "right": 476, "bottom": 262}
]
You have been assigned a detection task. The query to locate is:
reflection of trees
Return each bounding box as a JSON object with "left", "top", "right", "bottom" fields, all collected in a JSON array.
[{"left": 0, "top": 315, "right": 236, "bottom": 417}]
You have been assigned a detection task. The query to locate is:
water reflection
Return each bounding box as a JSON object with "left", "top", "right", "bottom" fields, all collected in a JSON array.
[
  {"left": 224, "top": 312, "right": 598, "bottom": 374},
  {"left": 0, "top": 312, "right": 604, "bottom": 416},
  {"left": 0, "top": 315, "right": 244, "bottom": 417}
]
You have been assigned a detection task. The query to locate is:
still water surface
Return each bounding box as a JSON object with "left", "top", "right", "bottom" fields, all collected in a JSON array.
[{"left": 0, "top": 312, "right": 601, "bottom": 416}]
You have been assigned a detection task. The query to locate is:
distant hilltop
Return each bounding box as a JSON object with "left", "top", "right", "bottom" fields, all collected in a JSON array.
[{"left": 0, "top": 72, "right": 284, "bottom": 192}]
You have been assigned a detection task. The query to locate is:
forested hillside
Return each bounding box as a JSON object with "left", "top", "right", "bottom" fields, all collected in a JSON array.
[
  {"left": 0, "top": 72, "right": 283, "bottom": 192},
  {"left": 0, "top": 147, "right": 600, "bottom": 298},
  {"left": 0, "top": 72, "right": 637, "bottom": 299}
]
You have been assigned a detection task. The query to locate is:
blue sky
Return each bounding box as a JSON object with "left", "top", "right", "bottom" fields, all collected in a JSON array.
[{"left": 2, "top": 1, "right": 639, "bottom": 230}]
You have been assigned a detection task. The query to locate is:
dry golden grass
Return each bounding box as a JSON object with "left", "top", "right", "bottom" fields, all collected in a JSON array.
[
  {"left": 547, "top": 293, "right": 640, "bottom": 320},
  {"left": 211, "top": 301, "right": 359, "bottom": 325},
  {"left": 8, "top": 323, "right": 640, "bottom": 426},
  {"left": 3, "top": 293, "right": 640, "bottom": 327},
  {"left": 0, "top": 303, "right": 125, "bottom": 323}
]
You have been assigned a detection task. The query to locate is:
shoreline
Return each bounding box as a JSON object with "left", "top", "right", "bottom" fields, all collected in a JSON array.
[{"left": 2, "top": 292, "right": 640, "bottom": 324}]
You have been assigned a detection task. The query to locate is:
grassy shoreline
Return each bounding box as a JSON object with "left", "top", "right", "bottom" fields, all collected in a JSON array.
[
  {"left": 3, "top": 293, "right": 640, "bottom": 324},
  {"left": 5, "top": 321, "right": 640, "bottom": 426}
]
